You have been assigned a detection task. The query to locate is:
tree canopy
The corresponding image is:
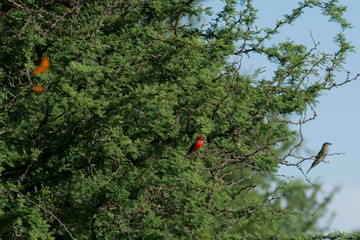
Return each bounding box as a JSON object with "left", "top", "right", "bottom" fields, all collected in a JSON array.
[{"left": 0, "top": 0, "right": 359, "bottom": 239}]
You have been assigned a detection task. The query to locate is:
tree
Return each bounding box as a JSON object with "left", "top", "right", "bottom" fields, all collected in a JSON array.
[{"left": 0, "top": 0, "right": 358, "bottom": 239}]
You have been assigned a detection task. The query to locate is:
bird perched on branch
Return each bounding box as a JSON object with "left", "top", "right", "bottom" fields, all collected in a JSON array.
[
  {"left": 184, "top": 136, "right": 204, "bottom": 159},
  {"left": 307, "top": 142, "right": 332, "bottom": 174}
]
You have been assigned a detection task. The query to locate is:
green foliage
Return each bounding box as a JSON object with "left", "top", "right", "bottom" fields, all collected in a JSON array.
[{"left": 0, "top": 0, "right": 356, "bottom": 239}]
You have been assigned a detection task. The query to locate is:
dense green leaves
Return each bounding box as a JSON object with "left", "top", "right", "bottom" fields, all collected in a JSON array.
[{"left": 0, "top": 0, "right": 357, "bottom": 239}]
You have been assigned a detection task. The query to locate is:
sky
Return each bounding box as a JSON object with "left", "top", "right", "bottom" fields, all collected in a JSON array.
[{"left": 203, "top": 0, "right": 360, "bottom": 233}]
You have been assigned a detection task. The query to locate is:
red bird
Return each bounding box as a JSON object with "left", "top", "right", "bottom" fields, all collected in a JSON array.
[
  {"left": 31, "top": 85, "right": 45, "bottom": 94},
  {"left": 32, "top": 56, "right": 50, "bottom": 75},
  {"left": 186, "top": 136, "right": 204, "bottom": 157}
]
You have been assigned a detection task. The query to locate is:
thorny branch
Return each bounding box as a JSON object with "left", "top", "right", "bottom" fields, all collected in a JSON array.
[{"left": 0, "top": 189, "right": 75, "bottom": 239}]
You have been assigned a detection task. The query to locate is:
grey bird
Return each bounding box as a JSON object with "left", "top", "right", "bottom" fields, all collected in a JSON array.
[{"left": 307, "top": 142, "right": 332, "bottom": 174}]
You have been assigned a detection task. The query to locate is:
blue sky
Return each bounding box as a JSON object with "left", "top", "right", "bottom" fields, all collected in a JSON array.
[{"left": 203, "top": 0, "right": 360, "bottom": 233}]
